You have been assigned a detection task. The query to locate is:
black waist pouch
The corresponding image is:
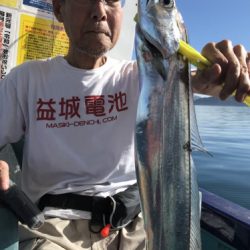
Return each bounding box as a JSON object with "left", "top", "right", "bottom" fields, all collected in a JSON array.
[{"left": 90, "top": 183, "right": 141, "bottom": 231}]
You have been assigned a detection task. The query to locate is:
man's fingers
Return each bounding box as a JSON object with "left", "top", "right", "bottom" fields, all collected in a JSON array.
[
  {"left": 201, "top": 42, "right": 228, "bottom": 70},
  {"left": 0, "top": 161, "right": 10, "bottom": 190},
  {"left": 247, "top": 52, "right": 250, "bottom": 75},
  {"left": 233, "top": 45, "right": 250, "bottom": 102},
  {"left": 200, "top": 64, "right": 221, "bottom": 83},
  {"left": 196, "top": 40, "right": 250, "bottom": 101},
  {"left": 191, "top": 64, "right": 222, "bottom": 96},
  {"left": 215, "top": 40, "right": 241, "bottom": 100},
  {"left": 201, "top": 41, "right": 233, "bottom": 97}
]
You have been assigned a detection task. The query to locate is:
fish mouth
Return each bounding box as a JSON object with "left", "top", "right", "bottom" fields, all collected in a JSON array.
[
  {"left": 143, "top": 29, "right": 175, "bottom": 60},
  {"left": 146, "top": 36, "right": 169, "bottom": 59},
  {"left": 139, "top": 0, "right": 180, "bottom": 58}
]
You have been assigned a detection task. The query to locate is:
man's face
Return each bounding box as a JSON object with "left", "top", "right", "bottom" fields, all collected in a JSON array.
[{"left": 54, "top": 0, "right": 123, "bottom": 58}]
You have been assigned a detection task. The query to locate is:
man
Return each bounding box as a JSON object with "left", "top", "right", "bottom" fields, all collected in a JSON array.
[{"left": 0, "top": 0, "right": 249, "bottom": 249}]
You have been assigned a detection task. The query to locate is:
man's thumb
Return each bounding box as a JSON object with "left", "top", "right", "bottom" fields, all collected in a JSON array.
[{"left": 0, "top": 161, "right": 10, "bottom": 190}]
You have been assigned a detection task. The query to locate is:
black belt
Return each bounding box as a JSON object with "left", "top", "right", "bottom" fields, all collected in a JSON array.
[
  {"left": 38, "top": 184, "right": 141, "bottom": 234},
  {"left": 38, "top": 193, "right": 110, "bottom": 213},
  {"left": 38, "top": 193, "right": 113, "bottom": 233}
]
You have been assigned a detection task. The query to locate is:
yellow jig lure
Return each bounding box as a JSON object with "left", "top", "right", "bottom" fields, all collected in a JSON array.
[{"left": 178, "top": 40, "right": 250, "bottom": 107}]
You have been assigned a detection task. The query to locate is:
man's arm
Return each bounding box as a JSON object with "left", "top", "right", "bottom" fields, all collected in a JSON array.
[{"left": 191, "top": 40, "right": 250, "bottom": 103}]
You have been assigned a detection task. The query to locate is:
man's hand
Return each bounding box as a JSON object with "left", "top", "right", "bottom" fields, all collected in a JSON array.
[
  {"left": 247, "top": 51, "right": 250, "bottom": 75},
  {"left": 0, "top": 161, "right": 10, "bottom": 190},
  {"left": 192, "top": 40, "right": 250, "bottom": 103}
]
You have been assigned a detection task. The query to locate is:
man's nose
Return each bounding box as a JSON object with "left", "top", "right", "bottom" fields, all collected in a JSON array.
[{"left": 91, "top": 0, "right": 108, "bottom": 22}]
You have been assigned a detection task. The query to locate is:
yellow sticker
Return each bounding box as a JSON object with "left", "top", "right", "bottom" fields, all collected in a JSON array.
[
  {"left": 0, "top": 0, "right": 19, "bottom": 8},
  {"left": 16, "top": 14, "right": 69, "bottom": 65}
]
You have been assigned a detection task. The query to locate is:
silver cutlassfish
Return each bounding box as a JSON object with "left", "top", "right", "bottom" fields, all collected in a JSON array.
[{"left": 135, "top": 0, "right": 202, "bottom": 249}]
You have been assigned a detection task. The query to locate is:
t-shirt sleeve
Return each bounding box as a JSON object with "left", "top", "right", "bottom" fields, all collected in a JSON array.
[{"left": 0, "top": 73, "right": 26, "bottom": 149}]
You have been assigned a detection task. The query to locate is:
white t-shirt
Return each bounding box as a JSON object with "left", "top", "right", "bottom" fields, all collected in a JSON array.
[{"left": 0, "top": 56, "right": 139, "bottom": 218}]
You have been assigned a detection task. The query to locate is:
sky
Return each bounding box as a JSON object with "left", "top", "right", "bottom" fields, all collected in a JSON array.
[
  {"left": 177, "top": 0, "right": 250, "bottom": 52},
  {"left": 110, "top": 0, "right": 250, "bottom": 60}
]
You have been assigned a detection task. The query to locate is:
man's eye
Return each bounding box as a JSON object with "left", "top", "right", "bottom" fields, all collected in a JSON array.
[
  {"left": 104, "top": 0, "right": 121, "bottom": 6},
  {"left": 106, "top": 0, "right": 119, "bottom": 3}
]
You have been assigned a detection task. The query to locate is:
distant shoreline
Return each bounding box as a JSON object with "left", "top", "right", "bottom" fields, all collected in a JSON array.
[{"left": 194, "top": 96, "right": 246, "bottom": 107}]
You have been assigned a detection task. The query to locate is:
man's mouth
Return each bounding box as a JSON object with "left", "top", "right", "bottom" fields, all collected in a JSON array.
[{"left": 85, "top": 27, "right": 111, "bottom": 37}]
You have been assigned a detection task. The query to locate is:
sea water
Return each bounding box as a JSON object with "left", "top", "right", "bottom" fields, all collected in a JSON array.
[{"left": 193, "top": 105, "right": 250, "bottom": 209}]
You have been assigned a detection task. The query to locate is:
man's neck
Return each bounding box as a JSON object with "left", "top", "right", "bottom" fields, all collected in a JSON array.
[{"left": 64, "top": 51, "right": 107, "bottom": 70}]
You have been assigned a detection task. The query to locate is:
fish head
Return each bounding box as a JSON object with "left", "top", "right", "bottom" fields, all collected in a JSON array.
[{"left": 137, "top": 0, "right": 182, "bottom": 58}]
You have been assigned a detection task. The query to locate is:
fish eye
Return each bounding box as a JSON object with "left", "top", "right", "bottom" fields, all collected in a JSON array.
[{"left": 163, "top": 0, "right": 174, "bottom": 7}]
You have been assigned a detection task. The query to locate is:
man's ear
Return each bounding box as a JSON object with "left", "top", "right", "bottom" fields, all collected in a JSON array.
[{"left": 52, "top": 0, "right": 64, "bottom": 22}]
